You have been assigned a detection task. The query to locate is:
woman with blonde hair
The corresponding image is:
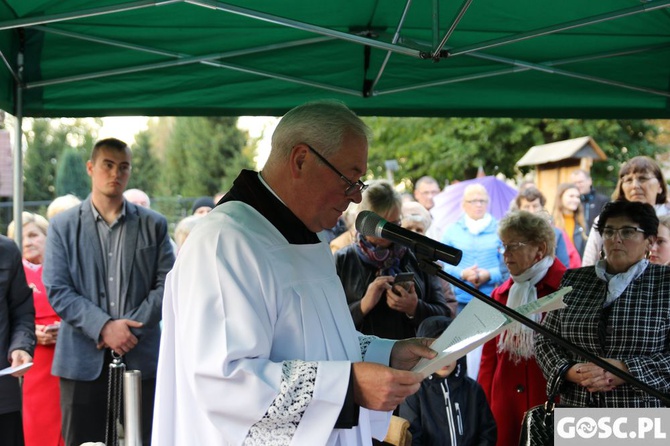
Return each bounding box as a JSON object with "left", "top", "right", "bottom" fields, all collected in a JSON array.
[
  {"left": 552, "top": 182, "right": 587, "bottom": 258},
  {"left": 650, "top": 214, "right": 670, "bottom": 265},
  {"left": 8, "top": 212, "right": 64, "bottom": 446},
  {"left": 479, "top": 211, "right": 566, "bottom": 446}
]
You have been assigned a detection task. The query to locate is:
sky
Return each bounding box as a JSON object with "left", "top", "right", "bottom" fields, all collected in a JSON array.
[{"left": 99, "top": 116, "right": 278, "bottom": 168}]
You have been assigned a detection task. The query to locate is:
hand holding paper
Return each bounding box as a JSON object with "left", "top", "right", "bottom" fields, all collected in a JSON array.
[
  {"left": 412, "top": 286, "right": 571, "bottom": 378},
  {"left": 0, "top": 362, "right": 33, "bottom": 377}
]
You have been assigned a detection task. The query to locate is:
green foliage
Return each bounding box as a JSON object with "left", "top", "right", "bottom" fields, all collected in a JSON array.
[
  {"left": 23, "top": 118, "right": 100, "bottom": 201},
  {"left": 363, "top": 117, "right": 661, "bottom": 193},
  {"left": 127, "top": 129, "right": 161, "bottom": 196},
  {"left": 55, "top": 147, "right": 89, "bottom": 198},
  {"left": 160, "top": 117, "right": 252, "bottom": 196}
]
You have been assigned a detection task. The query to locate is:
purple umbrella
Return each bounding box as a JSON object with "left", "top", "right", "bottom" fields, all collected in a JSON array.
[{"left": 429, "top": 176, "right": 518, "bottom": 240}]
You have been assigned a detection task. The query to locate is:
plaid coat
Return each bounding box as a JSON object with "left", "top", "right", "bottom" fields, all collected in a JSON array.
[{"left": 535, "top": 263, "right": 670, "bottom": 407}]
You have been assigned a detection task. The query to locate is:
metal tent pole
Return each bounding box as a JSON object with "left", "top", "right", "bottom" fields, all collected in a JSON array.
[
  {"left": 12, "top": 50, "right": 23, "bottom": 249},
  {"left": 123, "top": 370, "right": 143, "bottom": 446}
]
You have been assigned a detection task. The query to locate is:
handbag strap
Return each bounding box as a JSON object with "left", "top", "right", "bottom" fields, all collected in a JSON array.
[{"left": 546, "top": 362, "right": 572, "bottom": 410}]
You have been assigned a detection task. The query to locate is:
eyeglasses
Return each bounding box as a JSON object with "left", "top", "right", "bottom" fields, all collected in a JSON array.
[
  {"left": 465, "top": 199, "right": 488, "bottom": 205},
  {"left": 602, "top": 226, "right": 645, "bottom": 240},
  {"left": 307, "top": 144, "right": 367, "bottom": 196},
  {"left": 498, "top": 242, "right": 529, "bottom": 254}
]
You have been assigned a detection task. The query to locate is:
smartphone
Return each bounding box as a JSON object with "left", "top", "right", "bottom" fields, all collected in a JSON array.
[{"left": 393, "top": 272, "right": 415, "bottom": 291}]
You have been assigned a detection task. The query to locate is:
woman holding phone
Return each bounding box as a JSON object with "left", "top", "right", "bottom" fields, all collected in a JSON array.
[
  {"left": 335, "top": 180, "right": 451, "bottom": 339},
  {"left": 8, "top": 212, "right": 64, "bottom": 446}
]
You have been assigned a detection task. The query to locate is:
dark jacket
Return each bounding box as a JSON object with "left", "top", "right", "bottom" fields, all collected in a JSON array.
[
  {"left": 400, "top": 357, "right": 497, "bottom": 446},
  {"left": 536, "top": 263, "right": 670, "bottom": 408},
  {"left": 335, "top": 245, "right": 451, "bottom": 339},
  {"left": 580, "top": 188, "right": 610, "bottom": 233},
  {"left": 0, "top": 235, "right": 35, "bottom": 414}
]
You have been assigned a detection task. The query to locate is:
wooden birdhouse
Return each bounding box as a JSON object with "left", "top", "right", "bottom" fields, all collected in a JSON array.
[{"left": 516, "top": 136, "right": 607, "bottom": 212}]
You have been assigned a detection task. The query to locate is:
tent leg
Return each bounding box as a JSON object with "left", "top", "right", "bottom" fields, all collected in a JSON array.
[{"left": 12, "top": 50, "right": 23, "bottom": 248}]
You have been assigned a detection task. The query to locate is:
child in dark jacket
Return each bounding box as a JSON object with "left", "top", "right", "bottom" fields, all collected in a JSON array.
[{"left": 400, "top": 316, "right": 497, "bottom": 446}]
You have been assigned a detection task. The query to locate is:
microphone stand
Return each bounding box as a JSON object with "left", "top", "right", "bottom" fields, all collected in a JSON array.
[{"left": 415, "top": 255, "right": 670, "bottom": 407}]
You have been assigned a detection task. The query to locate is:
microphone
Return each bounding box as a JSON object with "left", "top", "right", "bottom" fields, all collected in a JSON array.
[{"left": 355, "top": 210, "right": 462, "bottom": 266}]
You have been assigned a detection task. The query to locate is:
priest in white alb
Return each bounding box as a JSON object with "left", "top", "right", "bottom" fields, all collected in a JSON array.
[{"left": 152, "top": 100, "right": 435, "bottom": 445}]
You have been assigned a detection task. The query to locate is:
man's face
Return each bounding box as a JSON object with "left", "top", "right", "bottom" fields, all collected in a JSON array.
[
  {"left": 519, "top": 198, "right": 543, "bottom": 214},
  {"left": 302, "top": 133, "right": 368, "bottom": 232},
  {"left": 414, "top": 181, "right": 440, "bottom": 210},
  {"left": 571, "top": 172, "right": 591, "bottom": 195},
  {"left": 87, "top": 146, "right": 132, "bottom": 199}
]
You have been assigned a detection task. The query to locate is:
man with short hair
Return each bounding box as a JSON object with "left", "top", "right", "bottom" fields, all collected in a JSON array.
[
  {"left": 152, "top": 101, "right": 434, "bottom": 446},
  {"left": 570, "top": 169, "right": 609, "bottom": 231},
  {"left": 413, "top": 176, "right": 441, "bottom": 211},
  {"left": 44, "top": 138, "right": 175, "bottom": 446}
]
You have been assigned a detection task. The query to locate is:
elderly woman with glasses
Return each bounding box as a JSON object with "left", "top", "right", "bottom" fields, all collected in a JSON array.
[
  {"left": 7, "top": 212, "right": 64, "bottom": 446},
  {"left": 478, "top": 211, "right": 567, "bottom": 446},
  {"left": 536, "top": 201, "right": 670, "bottom": 408},
  {"left": 335, "top": 180, "right": 451, "bottom": 340},
  {"left": 582, "top": 156, "right": 670, "bottom": 265},
  {"left": 441, "top": 184, "right": 503, "bottom": 380}
]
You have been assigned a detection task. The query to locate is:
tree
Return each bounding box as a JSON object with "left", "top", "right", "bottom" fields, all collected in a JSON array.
[
  {"left": 23, "top": 118, "right": 100, "bottom": 201},
  {"left": 160, "top": 117, "right": 252, "bottom": 197},
  {"left": 363, "top": 117, "right": 661, "bottom": 193},
  {"left": 55, "top": 147, "right": 89, "bottom": 198},
  {"left": 127, "top": 129, "right": 161, "bottom": 196}
]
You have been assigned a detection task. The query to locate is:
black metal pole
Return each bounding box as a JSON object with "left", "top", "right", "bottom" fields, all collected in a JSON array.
[{"left": 417, "top": 257, "right": 670, "bottom": 406}]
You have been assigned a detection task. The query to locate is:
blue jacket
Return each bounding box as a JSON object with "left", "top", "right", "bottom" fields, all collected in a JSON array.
[
  {"left": 43, "top": 197, "right": 175, "bottom": 381},
  {"left": 441, "top": 216, "right": 502, "bottom": 304}
]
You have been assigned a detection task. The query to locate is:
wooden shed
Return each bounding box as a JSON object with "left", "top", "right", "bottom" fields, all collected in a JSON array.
[{"left": 516, "top": 136, "right": 607, "bottom": 211}]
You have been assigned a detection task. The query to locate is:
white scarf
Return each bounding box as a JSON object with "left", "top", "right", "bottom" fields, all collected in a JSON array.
[
  {"left": 594, "top": 258, "right": 648, "bottom": 307},
  {"left": 464, "top": 213, "right": 492, "bottom": 235},
  {"left": 497, "top": 256, "right": 554, "bottom": 363}
]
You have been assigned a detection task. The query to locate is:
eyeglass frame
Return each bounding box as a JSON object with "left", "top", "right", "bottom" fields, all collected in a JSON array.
[
  {"left": 306, "top": 144, "right": 367, "bottom": 196},
  {"left": 498, "top": 241, "right": 530, "bottom": 254},
  {"left": 601, "top": 226, "right": 646, "bottom": 240},
  {"left": 464, "top": 199, "right": 489, "bottom": 205}
]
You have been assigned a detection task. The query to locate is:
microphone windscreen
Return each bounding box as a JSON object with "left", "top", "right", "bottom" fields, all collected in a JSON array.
[{"left": 355, "top": 210, "right": 382, "bottom": 237}]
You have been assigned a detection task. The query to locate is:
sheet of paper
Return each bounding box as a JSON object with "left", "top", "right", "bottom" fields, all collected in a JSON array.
[
  {"left": 0, "top": 362, "right": 33, "bottom": 376},
  {"left": 412, "top": 286, "right": 571, "bottom": 378}
]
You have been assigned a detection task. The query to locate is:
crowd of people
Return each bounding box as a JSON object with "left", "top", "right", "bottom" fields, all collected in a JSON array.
[{"left": 1, "top": 100, "right": 669, "bottom": 446}]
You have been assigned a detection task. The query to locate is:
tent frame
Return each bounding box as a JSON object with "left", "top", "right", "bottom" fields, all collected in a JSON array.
[
  {"left": 2, "top": 0, "right": 670, "bottom": 102},
  {"left": 3, "top": 0, "right": 670, "bottom": 245}
]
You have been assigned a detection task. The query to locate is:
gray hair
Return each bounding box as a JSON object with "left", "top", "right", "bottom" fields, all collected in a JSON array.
[
  {"left": 358, "top": 180, "right": 402, "bottom": 216},
  {"left": 47, "top": 194, "right": 82, "bottom": 220},
  {"left": 462, "top": 184, "right": 489, "bottom": 202},
  {"left": 267, "top": 100, "right": 371, "bottom": 166},
  {"left": 498, "top": 210, "right": 556, "bottom": 258}
]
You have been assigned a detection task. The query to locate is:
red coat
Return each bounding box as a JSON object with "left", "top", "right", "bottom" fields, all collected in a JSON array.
[
  {"left": 478, "top": 257, "right": 566, "bottom": 446},
  {"left": 21, "top": 260, "right": 64, "bottom": 446}
]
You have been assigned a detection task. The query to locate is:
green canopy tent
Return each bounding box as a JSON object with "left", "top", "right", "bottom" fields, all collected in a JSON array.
[
  {"left": 1, "top": 0, "right": 670, "bottom": 119},
  {"left": 2, "top": 0, "right": 670, "bottom": 244}
]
